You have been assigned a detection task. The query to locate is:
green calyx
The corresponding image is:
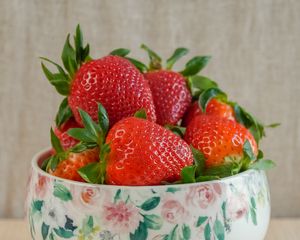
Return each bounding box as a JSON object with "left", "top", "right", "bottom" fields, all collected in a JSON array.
[
  {"left": 67, "top": 103, "right": 110, "bottom": 184},
  {"left": 55, "top": 98, "right": 73, "bottom": 128},
  {"left": 41, "top": 24, "right": 91, "bottom": 96},
  {"left": 179, "top": 140, "right": 275, "bottom": 184},
  {"left": 134, "top": 108, "right": 148, "bottom": 119}
]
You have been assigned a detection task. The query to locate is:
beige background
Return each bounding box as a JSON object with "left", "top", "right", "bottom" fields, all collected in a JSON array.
[{"left": 0, "top": 0, "right": 299, "bottom": 218}]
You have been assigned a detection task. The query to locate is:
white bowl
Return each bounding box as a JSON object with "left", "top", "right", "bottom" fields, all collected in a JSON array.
[{"left": 26, "top": 149, "right": 270, "bottom": 240}]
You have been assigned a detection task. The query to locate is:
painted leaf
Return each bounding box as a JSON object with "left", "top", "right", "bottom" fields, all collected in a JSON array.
[
  {"left": 65, "top": 216, "right": 77, "bottom": 231},
  {"left": 130, "top": 221, "right": 148, "bottom": 240},
  {"left": 143, "top": 214, "right": 163, "bottom": 230},
  {"left": 251, "top": 197, "right": 256, "bottom": 209},
  {"left": 182, "top": 224, "right": 191, "bottom": 240},
  {"left": 53, "top": 183, "right": 72, "bottom": 201},
  {"left": 196, "top": 216, "right": 208, "bottom": 227},
  {"left": 213, "top": 219, "right": 225, "bottom": 240},
  {"left": 166, "top": 187, "right": 181, "bottom": 193},
  {"left": 140, "top": 197, "right": 160, "bottom": 211},
  {"left": 32, "top": 200, "right": 43, "bottom": 213},
  {"left": 41, "top": 222, "right": 49, "bottom": 240},
  {"left": 250, "top": 208, "right": 257, "bottom": 225},
  {"left": 167, "top": 224, "right": 179, "bottom": 240},
  {"left": 204, "top": 223, "right": 211, "bottom": 240},
  {"left": 53, "top": 227, "right": 74, "bottom": 238},
  {"left": 114, "top": 189, "right": 121, "bottom": 203}
]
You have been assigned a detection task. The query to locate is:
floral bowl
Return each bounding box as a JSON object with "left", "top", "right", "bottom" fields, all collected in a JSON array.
[{"left": 26, "top": 149, "right": 270, "bottom": 240}]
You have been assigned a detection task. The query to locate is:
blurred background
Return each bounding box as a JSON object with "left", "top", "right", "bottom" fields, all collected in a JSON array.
[{"left": 0, "top": 0, "right": 299, "bottom": 218}]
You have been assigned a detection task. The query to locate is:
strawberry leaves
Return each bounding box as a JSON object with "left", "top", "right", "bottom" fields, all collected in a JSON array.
[
  {"left": 134, "top": 109, "right": 148, "bottom": 119},
  {"left": 180, "top": 56, "right": 211, "bottom": 77},
  {"left": 67, "top": 103, "right": 110, "bottom": 184},
  {"left": 41, "top": 24, "right": 90, "bottom": 96},
  {"left": 187, "top": 75, "right": 218, "bottom": 99},
  {"left": 166, "top": 48, "right": 189, "bottom": 70},
  {"left": 141, "top": 44, "right": 162, "bottom": 70},
  {"left": 198, "top": 88, "right": 227, "bottom": 112},
  {"left": 55, "top": 98, "right": 73, "bottom": 127},
  {"left": 110, "top": 48, "right": 131, "bottom": 57}
]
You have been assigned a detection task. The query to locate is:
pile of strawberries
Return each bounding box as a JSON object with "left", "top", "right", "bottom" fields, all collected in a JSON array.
[{"left": 41, "top": 25, "right": 276, "bottom": 186}]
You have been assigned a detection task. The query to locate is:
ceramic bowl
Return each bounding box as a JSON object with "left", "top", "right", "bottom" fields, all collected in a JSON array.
[{"left": 26, "top": 149, "right": 270, "bottom": 240}]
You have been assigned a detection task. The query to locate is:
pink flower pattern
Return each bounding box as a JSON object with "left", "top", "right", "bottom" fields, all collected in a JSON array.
[
  {"left": 102, "top": 201, "right": 142, "bottom": 234},
  {"left": 161, "top": 200, "right": 188, "bottom": 224}
]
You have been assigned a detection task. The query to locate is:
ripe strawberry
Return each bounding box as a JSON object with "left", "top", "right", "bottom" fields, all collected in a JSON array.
[
  {"left": 50, "top": 148, "right": 99, "bottom": 182},
  {"left": 144, "top": 70, "right": 192, "bottom": 125},
  {"left": 105, "top": 117, "right": 193, "bottom": 185},
  {"left": 54, "top": 118, "right": 80, "bottom": 150},
  {"left": 41, "top": 26, "right": 156, "bottom": 128},
  {"left": 183, "top": 99, "right": 235, "bottom": 126},
  {"left": 68, "top": 55, "right": 156, "bottom": 126},
  {"left": 184, "top": 115, "right": 257, "bottom": 167}
]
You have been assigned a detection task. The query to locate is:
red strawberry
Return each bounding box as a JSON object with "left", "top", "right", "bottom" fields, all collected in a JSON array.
[
  {"left": 54, "top": 118, "right": 80, "bottom": 150},
  {"left": 184, "top": 115, "right": 257, "bottom": 167},
  {"left": 50, "top": 148, "right": 99, "bottom": 182},
  {"left": 105, "top": 117, "right": 193, "bottom": 185},
  {"left": 144, "top": 70, "right": 192, "bottom": 125},
  {"left": 183, "top": 99, "right": 235, "bottom": 126},
  {"left": 68, "top": 55, "right": 156, "bottom": 126}
]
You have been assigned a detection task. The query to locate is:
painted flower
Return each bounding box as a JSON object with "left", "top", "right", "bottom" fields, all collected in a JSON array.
[
  {"left": 34, "top": 174, "right": 49, "bottom": 198},
  {"left": 102, "top": 201, "right": 142, "bottom": 234},
  {"left": 41, "top": 199, "right": 66, "bottom": 229},
  {"left": 227, "top": 193, "right": 248, "bottom": 220},
  {"left": 161, "top": 199, "right": 188, "bottom": 224},
  {"left": 70, "top": 186, "right": 109, "bottom": 214},
  {"left": 186, "top": 184, "right": 221, "bottom": 209}
]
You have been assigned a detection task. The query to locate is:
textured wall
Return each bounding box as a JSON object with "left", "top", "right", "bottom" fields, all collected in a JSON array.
[{"left": 0, "top": 0, "right": 299, "bottom": 218}]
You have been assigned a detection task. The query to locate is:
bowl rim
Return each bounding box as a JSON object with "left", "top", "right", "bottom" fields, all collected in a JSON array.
[{"left": 32, "top": 148, "right": 262, "bottom": 189}]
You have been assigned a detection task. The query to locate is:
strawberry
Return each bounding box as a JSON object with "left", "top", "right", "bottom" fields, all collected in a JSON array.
[
  {"left": 118, "top": 44, "right": 212, "bottom": 126},
  {"left": 184, "top": 115, "right": 258, "bottom": 167},
  {"left": 182, "top": 99, "right": 235, "bottom": 126},
  {"left": 50, "top": 148, "right": 99, "bottom": 182},
  {"left": 144, "top": 70, "right": 192, "bottom": 125},
  {"left": 54, "top": 118, "right": 80, "bottom": 150},
  {"left": 41, "top": 26, "right": 156, "bottom": 128},
  {"left": 105, "top": 116, "right": 194, "bottom": 186}
]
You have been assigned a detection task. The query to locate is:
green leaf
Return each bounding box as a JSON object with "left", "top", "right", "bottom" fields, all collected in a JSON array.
[
  {"left": 50, "top": 128, "right": 63, "bottom": 153},
  {"left": 73, "top": 24, "right": 90, "bottom": 64},
  {"left": 53, "top": 183, "right": 72, "bottom": 201},
  {"left": 130, "top": 221, "right": 148, "bottom": 240},
  {"left": 250, "top": 159, "right": 276, "bottom": 170},
  {"left": 114, "top": 189, "right": 121, "bottom": 203},
  {"left": 180, "top": 56, "right": 211, "bottom": 77},
  {"left": 250, "top": 207, "right": 257, "bottom": 225},
  {"left": 67, "top": 128, "right": 97, "bottom": 143},
  {"left": 32, "top": 200, "right": 43, "bottom": 213},
  {"left": 243, "top": 140, "right": 256, "bottom": 161},
  {"left": 199, "top": 88, "right": 227, "bottom": 112},
  {"left": 182, "top": 224, "right": 191, "bottom": 240},
  {"left": 195, "top": 176, "right": 220, "bottom": 182},
  {"left": 167, "top": 224, "right": 179, "bottom": 240},
  {"left": 126, "top": 57, "right": 148, "bottom": 72},
  {"left": 143, "top": 214, "right": 163, "bottom": 230},
  {"left": 164, "top": 125, "right": 186, "bottom": 137},
  {"left": 134, "top": 109, "right": 147, "bottom": 119},
  {"left": 187, "top": 75, "right": 218, "bottom": 99},
  {"left": 140, "top": 197, "right": 160, "bottom": 211},
  {"left": 204, "top": 223, "right": 211, "bottom": 240},
  {"left": 53, "top": 227, "right": 74, "bottom": 238},
  {"left": 41, "top": 222, "right": 49, "bottom": 240},
  {"left": 78, "top": 109, "right": 100, "bottom": 142},
  {"left": 141, "top": 44, "right": 162, "bottom": 70},
  {"left": 41, "top": 62, "right": 70, "bottom": 96},
  {"left": 196, "top": 216, "right": 208, "bottom": 227},
  {"left": 61, "top": 34, "right": 77, "bottom": 76},
  {"left": 257, "top": 149, "right": 264, "bottom": 160},
  {"left": 204, "top": 162, "right": 241, "bottom": 178},
  {"left": 191, "top": 146, "right": 206, "bottom": 176},
  {"left": 55, "top": 98, "right": 73, "bottom": 127},
  {"left": 97, "top": 102, "right": 109, "bottom": 137},
  {"left": 266, "top": 122, "right": 281, "bottom": 128},
  {"left": 213, "top": 218, "right": 225, "bottom": 240},
  {"left": 69, "top": 142, "right": 97, "bottom": 153},
  {"left": 166, "top": 47, "right": 189, "bottom": 69},
  {"left": 110, "top": 48, "right": 130, "bottom": 57},
  {"left": 78, "top": 162, "right": 101, "bottom": 184},
  {"left": 250, "top": 197, "right": 256, "bottom": 209},
  {"left": 166, "top": 187, "right": 181, "bottom": 193},
  {"left": 180, "top": 166, "right": 196, "bottom": 183},
  {"left": 65, "top": 216, "right": 77, "bottom": 231},
  {"left": 47, "top": 155, "right": 61, "bottom": 172},
  {"left": 99, "top": 143, "right": 111, "bottom": 184},
  {"left": 41, "top": 156, "right": 51, "bottom": 171}
]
